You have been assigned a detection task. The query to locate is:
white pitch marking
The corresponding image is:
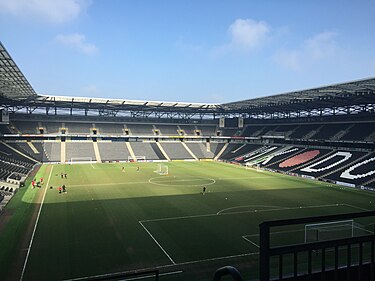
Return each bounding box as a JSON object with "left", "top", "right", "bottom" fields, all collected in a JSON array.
[
  {"left": 342, "top": 203, "right": 371, "bottom": 211},
  {"left": 139, "top": 221, "right": 176, "bottom": 264},
  {"left": 63, "top": 270, "right": 183, "bottom": 281},
  {"left": 122, "top": 270, "right": 184, "bottom": 281},
  {"left": 242, "top": 236, "right": 260, "bottom": 248},
  {"left": 141, "top": 203, "right": 346, "bottom": 224},
  {"left": 20, "top": 165, "right": 54, "bottom": 281},
  {"left": 217, "top": 205, "right": 287, "bottom": 215}
]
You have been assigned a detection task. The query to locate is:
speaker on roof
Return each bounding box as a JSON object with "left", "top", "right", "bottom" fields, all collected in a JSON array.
[
  {"left": 219, "top": 117, "right": 225, "bottom": 128},
  {"left": 0, "top": 109, "right": 9, "bottom": 124},
  {"left": 238, "top": 117, "right": 244, "bottom": 128}
]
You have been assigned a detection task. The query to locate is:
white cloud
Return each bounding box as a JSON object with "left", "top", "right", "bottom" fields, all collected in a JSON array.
[
  {"left": 82, "top": 84, "right": 99, "bottom": 95},
  {"left": 274, "top": 31, "right": 337, "bottom": 71},
  {"left": 229, "top": 19, "right": 270, "bottom": 50},
  {"left": 304, "top": 31, "right": 337, "bottom": 60},
  {"left": 55, "top": 33, "right": 98, "bottom": 55},
  {"left": 0, "top": 0, "right": 91, "bottom": 24},
  {"left": 213, "top": 18, "right": 270, "bottom": 56},
  {"left": 274, "top": 49, "right": 301, "bottom": 71}
]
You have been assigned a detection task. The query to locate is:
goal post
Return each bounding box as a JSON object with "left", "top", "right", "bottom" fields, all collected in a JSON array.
[
  {"left": 155, "top": 164, "right": 168, "bottom": 175},
  {"left": 245, "top": 162, "right": 260, "bottom": 171},
  {"left": 305, "top": 219, "right": 355, "bottom": 243},
  {"left": 70, "top": 157, "right": 93, "bottom": 163},
  {"left": 128, "top": 156, "right": 146, "bottom": 162}
]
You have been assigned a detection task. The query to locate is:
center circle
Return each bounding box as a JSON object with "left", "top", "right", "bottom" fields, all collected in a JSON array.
[{"left": 149, "top": 176, "right": 216, "bottom": 187}]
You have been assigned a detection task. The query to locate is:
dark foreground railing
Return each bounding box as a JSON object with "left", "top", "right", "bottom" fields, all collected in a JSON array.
[{"left": 259, "top": 210, "right": 375, "bottom": 281}]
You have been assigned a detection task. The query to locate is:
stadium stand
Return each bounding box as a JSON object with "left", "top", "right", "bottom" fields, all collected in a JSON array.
[
  {"left": 185, "top": 142, "right": 214, "bottom": 159},
  {"left": 44, "top": 122, "right": 62, "bottom": 134},
  {"left": 64, "top": 122, "right": 92, "bottom": 134},
  {"left": 325, "top": 152, "right": 375, "bottom": 186},
  {"left": 160, "top": 142, "right": 194, "bottom": 159},
  {"left": 43, "top": 142, "right": 61, "bottom": 162},
  {"left": 9, "top": 142, "right": 45, "bottom": 162},
  {"left": 95, "top": 123, "right": 125, "bottom": 135},
  {"left": 220, "top": 128, "right": 242, "bottom": 136},
  {"left": 12, "top": 120, "right": 39, "bottom": 134},
  {"left": 199, "top": 125, "right": 217, "bottom": 136},
  {"left": 209, "top": 142, "right": 225, "bottom": 156},
  {"left": 126, "top": 124, "right": 154, "bottom": 135},
  {"left": 97, "top": 142, "right": 131, "bottom": 161},
  {"left": 312, "top": 123, "right": 348, "bottom": 140},
  {"left": 129, "top": 141, "right": 164, "bottom": 160},
  {"left": 178, "top": 124, "right": 196, "bottom": 135},
  {"left": 341, "top": 122, "right": 375, "bottom": 141},
  {"left": 288, "top": 124, "right": 322, "bottom": 139},
  {"left": 154, "top": 124, "right": 179, "bottom": 135},
  {"left": 65, "top": 142, "right": 96, "bottom": 162}
]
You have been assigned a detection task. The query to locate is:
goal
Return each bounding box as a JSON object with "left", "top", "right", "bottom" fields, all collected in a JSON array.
[
  {"left": 155, "top": 164, "right": 168, "bottom": 175},
  {"left": 245, "top": 163, "right": 261, "bottom": 171},
  {"left": 128, "top": 156, "right": 146, "bottom": 162},
  {"left": 305, "top": 220, "right": 355, "bottom": 243},
  {"left": 70, "top": 157, "right": 93, "bottom": 163}
]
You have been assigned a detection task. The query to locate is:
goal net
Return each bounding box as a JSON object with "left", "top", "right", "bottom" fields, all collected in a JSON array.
[
  {"left": 155, "top": 164, "right": 168, "bottom": 175},
  {"left": 128, "top": 156, "right": 146, "bottom": 162},
  {"left": 245, "top": 163, "right": 260, "bottom": 171},
  {"left": 305, "top": 220, "right": 357, "bottom": 243},
  {"left": 70, "top": 157, "right": 93, "bottom": 163}
]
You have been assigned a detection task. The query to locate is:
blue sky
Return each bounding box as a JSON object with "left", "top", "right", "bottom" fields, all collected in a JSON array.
[{"left": 1, "top": 0, "right": 374, "bottom": 103}]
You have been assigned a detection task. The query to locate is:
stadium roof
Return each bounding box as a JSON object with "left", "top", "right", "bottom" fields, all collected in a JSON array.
[
  {"left": 0, "top": 42, "right": 37, "bottom": 99},
  {"left": 222, "top": 77, "right": 375, "bottom": 114},
  {"left": 1, "top": 41, "right": 374, "bottom": 118}
]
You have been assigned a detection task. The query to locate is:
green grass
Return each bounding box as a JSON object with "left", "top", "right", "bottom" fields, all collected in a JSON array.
[{"left": 2, "top": 161, "right": 375, "bottom": 281}]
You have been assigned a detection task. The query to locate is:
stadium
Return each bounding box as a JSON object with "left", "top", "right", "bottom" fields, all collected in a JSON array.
[{"left": 0, "top": 22, "right": 375, "bottom": 281}]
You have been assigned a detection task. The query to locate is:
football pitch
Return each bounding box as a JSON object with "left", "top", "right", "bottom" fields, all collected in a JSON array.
[{"left": 2, "top": 161, "right": 375, "bottom": 281}]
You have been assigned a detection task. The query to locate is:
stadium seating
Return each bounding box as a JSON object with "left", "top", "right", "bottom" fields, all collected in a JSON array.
[
  {"left": 209, "top": 142, "right": 225, "bottom": 156},
  {"left": 185, "top": 142, "right": 214, "bottom": 159},
  {"left": 341, "top": 123, "right": 375, "bottom": 141},
  {"left": 178, "top": 124, "right": 196, "bottom": 135},
  {"left": 43, "top": 142, "right": 61, "bottom": 162},
  {"left": 326, "top": 152, "right": 375, "bottom": 186},
  {"left": 97, "top": 142, "right": 131, "bottom": 161},
  {"left": 126, "top": 124, "right": 154, "bottom": 135},
  {"left": 154, "top": 125, "right": 179, "bottom": 135},
  {"left": 220, "top": 128, "right": 242, "bottom": 136},
  {"left": 199, "top": 125, "right": 217, "bottom": 136},
  {"left": 65, "top": 142, "right": 96, "bottom": 162},
  {"left": 159, "top": 142, "right": 194, "bottom": 159},
  {"left": 288, "top": 124, "right": 321, "bottom": 139},
  {"left": 312, "top": 124, "right": 349, "bottom": 140},
  {"left": 130, "top": 142, "right": 164, "bottom": 160},
  {"left": 298, "top": 151, "right": 368, "bottom": 178},
  {"left": 64, "top": 122, "right": 92, "bottom": 134},
  {"left": 95, "top": 123, "right": 125, "bottom": 135},
  {"left": 44, "top": 122, "right": 62, "bottom": 134},
  {"left": 12, "top": 121, "right": 40, "bottom": 134}
]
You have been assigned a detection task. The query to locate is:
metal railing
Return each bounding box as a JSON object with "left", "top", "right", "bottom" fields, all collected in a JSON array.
[{"left": 259, "top": 210, "right": 375, "bottom": 281}]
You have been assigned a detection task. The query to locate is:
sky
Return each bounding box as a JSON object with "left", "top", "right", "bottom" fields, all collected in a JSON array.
[{"left": 0, "top": 0, "right": 375, "bottom": 104}]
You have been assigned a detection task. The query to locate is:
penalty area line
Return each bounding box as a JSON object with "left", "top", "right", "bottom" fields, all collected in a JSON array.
[
  {"left": 20, "top": 165, "right": 54, "bottom": 281},
  {"left": 63, "top": 270, "right": 184, "bottom": 281},
  {"left": 242, "top": 236, "right": 260, "bottom": 248},
  {"left": 139, "top": 221, "right": 176, "bottom": 265}
]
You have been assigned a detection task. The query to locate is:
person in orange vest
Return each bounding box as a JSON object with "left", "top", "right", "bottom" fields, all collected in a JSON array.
[{"left": 58, "top": 186, "right": 62, "bottom": 194}]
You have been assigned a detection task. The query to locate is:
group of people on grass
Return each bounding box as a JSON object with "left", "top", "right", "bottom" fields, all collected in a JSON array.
[
  {"left": 32, "top": 172, "right": 69, "bottom": 194},
  {"left": 31, "top": 177, "right": 43, "bottom": 189}
]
